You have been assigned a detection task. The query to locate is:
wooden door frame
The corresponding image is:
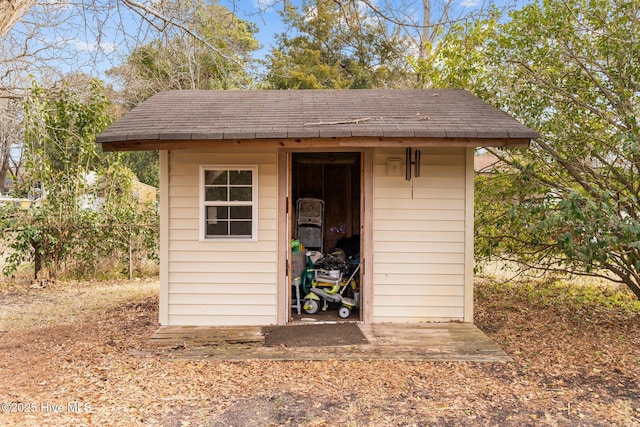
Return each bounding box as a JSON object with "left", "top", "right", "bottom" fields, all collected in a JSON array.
[{"left": 277, "top": 148, "right": 373, "bottom": 324}]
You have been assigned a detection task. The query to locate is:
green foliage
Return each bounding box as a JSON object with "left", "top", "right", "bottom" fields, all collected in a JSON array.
[
  {"left": 110, "top": 0, "right": 259, "bottom": 108},
  {"left": 414, "top": 7, "right": 501, "bottom": 92},
  {"left": 107, "top": 0, "right": 259, "bottom": 188},
  {"left": 423, "top": 0, "right": 640, "bottom": 299},
  {"left": 120, "top": 150, "right": 159, "bottom": 188},
  {"left": 263, "top": 0, "right": 415, "bottom": 89},
  {"left": 0, "top": 79, "right": 158, "bottom": 280}
]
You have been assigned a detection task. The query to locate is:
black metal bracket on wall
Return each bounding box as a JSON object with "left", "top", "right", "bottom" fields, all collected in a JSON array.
[{"left": 405, "top": 147, "right": 421, "bottom": 181}]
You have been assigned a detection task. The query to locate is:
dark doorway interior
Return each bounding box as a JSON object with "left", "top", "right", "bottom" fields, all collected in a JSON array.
[
  {"left": 290, "top": 152, "right": 362, "bottom": 322},
  {"left": 292, "top": 152, "right": 361, "bottom": 252}
]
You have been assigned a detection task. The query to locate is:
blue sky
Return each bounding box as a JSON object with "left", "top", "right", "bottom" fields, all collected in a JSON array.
[
  {"left": 3, "top": 0, "right": 524, "bottom": 85},
  {"left": 5, "top": 1, "right": 289, "bottom": 81},
  {"left": 220, "top": 0, "right": 288, "bottom": 63},
  {"left": 217, "top": 0, "right": 509, "bottom": 66}
]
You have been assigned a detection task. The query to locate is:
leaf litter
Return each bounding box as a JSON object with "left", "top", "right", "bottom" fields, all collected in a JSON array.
[{"left": 0, "top": 276, "right": 638, "bottom": 426}]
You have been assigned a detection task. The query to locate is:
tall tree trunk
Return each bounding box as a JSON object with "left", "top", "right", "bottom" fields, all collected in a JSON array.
[
  {"left": 32, "top": 238, "right": 41, "bottom": 280},
  {"left": 0, "top": 0, "right": 36, "bottom": 36},
  {"left": 0, "top": 153, "right": 8, "bottom": 194},
  {"left": 419, "top": 0, "right": 431, "bottom": 61},
  {"left": 0, "top": 98, "right": 18, "bottom": 195}
]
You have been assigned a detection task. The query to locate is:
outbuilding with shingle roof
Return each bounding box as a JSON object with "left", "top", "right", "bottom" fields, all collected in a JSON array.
[{"left": 98, "top": 89, "right": 537, "bottom": 327}]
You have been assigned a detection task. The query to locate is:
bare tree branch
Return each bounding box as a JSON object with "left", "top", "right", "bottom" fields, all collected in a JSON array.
[{"left": 121, "top": 0, "right": 241, "bottom": 66}]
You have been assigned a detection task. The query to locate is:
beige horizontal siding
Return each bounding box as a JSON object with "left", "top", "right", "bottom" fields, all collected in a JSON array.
[
  {"left": 372, "top": 147, "right": 467, "bottom": 322},
  {"left": 374, "top": 262, "right": 464, "bottom": 275},
  {"left": 168, "top": 272, "right": 275, "bottom": 285},
  {"left": 374, "top": 209, "right": 464, "bottom": 221},
  {"left": 168, "top": 228, "right": 278, "bottom": 242},
  {"left": 374, "top": 187, "right": 465, "bottom": 200},
  {"left": 168, "top": 240, "right": 277, "bottom": 252},
  {"left": 168, "top": 207, "right": 197, "bottom": 219},
  {"left": 374, "top": 230, "right": 465, "bottom": 243},
  {"left": 170, "top": 293, "right": 276, "bottom": 305},
  {"left": 166, "top": 148, "right": 278, "bottom": 326},
  {"left": 167, "top": 282, "right": 274, "bottom": 293},
  {"left": 375, "top": 252, "right": 465, "bottom": 264},
  {"left": 169, "top": 304, "right": 275, "bottom": 316},
  {"left": 169, "top": 250, "right": 276, "bottom": 263},
  {"left": 167, "top": 314, "right": 275, "bottom": 326},
  {"left": 168, "top": 261, "right": 276, "bottom": 274},
  {"left": 375, "top": 284, "right": 464, "bottom": 296},
  {"left": 373, "top": 274, "right": 463, "bottom": 286},
  {"left": 374, "top": 220, "right": 464, "bottom": 232},
  {"left": 374, "top": 241, "right": 464, "bottom": 253},
  {"left": 168, "top": 224, "right": 278, "bottom": 240},
  {"left": 373, "top": 307, "right": 464, "bottom": 322},
  {"left": 374, "top": 198, "right": 465, "bottom": 211},
  {"left": 377, "top": 295, "right": 462, "bottom": 307}
]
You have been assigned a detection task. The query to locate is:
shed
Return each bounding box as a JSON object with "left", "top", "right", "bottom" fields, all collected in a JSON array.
[{"left": 97, "top": 89, "right": 538, "bottom": 326}]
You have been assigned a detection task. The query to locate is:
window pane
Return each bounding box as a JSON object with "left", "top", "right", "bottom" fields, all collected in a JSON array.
[
  {"left": 207, "top": 206, "right": 228, "bottom": 221},
  {"left": 230, "top": 170, "right": 252, "bottom": 185},
  {"left": 207, "top": 221, "right": 228, "bottom": 236},
  {"left": 230, "top": 187, "right": 252, "bottom": 201},
  {"left": 206, "top": 187, "right": 228, "bottom": 201},
  {"left": 230, "top": 206, "right": 252, "bottom": 219},
  {"left": 205, "top": 170, "right": 227, "bottom": 185},
  {"left": 202, "top": 167, "right": 255, "bottom": 240},
  {"left": 230, "top": 221, "right": 252, "bottom": 236}
]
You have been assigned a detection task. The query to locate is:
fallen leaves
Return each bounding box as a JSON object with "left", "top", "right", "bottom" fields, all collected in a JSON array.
[{"left": 0, "top": 277, "right": 638, "bottom": 426}]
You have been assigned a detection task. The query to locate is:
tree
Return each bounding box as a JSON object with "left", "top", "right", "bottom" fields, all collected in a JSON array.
[
  {"left": 2, "top": 79, "right": 107, "bottom": 277},
  {"left": 263, "top": 0, "right": 415, "bottom": 89},
  {"left": 0, "top": 1, "right": 77, "bottom": 191},
  {"left": 421, "top": 0, "right": 640, "bottom": 298},
  {"left": 106, "top": 0, "right": 259, "bottom": 187},
  {"left": 1, "top": 79, "right": 157, "bottom": 279},
  {"left": 0, "top": 98, "right": 22, "bottom": 195},
  {"left": 109, "top": 0, "right": 259, "bottom": 107}
]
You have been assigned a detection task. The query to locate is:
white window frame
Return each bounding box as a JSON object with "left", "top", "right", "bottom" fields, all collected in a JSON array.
[{"left": 199, "top": 165, "right": 258, "bottom": 242}]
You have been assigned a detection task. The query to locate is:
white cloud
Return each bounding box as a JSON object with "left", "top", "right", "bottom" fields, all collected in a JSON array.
[
  {"left": 69, "top": 38, "right": 118, "bottom": 53},
  {"left": 42, "top": 0, "right": 73, "bottom": 10},
  {"left": 460, "top": 0, "right": 481, "bottom": 7},
  {"left": 253, "top": 0, "right": 279, "bottom": 10}
]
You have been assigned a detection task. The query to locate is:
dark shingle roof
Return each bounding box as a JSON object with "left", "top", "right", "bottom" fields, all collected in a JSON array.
[{"left": 97, "top": 89, "right": 538, "bottom": 149}]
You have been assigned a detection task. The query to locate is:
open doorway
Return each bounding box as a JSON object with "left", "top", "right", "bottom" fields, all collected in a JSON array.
[{"left": 289, "top": 152, "right": 362, "bottom": 322}]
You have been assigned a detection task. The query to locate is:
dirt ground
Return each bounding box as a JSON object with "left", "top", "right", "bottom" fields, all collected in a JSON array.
[{"left": 0, "top": 276, "right": 639, "bottom": 426}]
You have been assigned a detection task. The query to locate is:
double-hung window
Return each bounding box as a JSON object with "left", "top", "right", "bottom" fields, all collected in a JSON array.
[{"left": 200, "top": 165, "right": 258, "bottom": 241}]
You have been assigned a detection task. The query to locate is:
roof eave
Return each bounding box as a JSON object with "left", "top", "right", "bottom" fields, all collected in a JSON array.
[{"left": 98, "top": 136, "right": 533, "bottom": 152}]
